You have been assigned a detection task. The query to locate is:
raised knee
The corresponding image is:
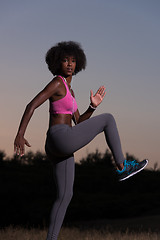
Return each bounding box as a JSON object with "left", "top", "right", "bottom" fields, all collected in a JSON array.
[{"left": 104, "top": 113, "right": 115, "bottom": 121}]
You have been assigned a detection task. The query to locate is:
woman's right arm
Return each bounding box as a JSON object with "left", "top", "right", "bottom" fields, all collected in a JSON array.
[{"left": 14, "top": 79, "right": 60, "bottom": 156}]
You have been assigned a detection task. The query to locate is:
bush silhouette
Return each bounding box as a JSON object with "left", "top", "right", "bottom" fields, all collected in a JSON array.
[{"left": 0, "top": 149, "right": 160, "bottom": 227}]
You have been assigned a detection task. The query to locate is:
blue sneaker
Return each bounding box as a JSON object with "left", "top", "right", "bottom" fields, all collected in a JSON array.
[{"left": 117, "top": 159, "right": 148, "bottom": 181}]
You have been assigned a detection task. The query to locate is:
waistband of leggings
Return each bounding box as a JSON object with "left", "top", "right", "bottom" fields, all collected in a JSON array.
[{"left": 47, "top": 124, "right": 71, "bottom": 134}]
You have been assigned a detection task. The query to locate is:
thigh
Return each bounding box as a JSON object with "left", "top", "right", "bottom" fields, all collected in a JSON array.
[{"left": 49, "top": 113, "right": 111, "bottom": 156}]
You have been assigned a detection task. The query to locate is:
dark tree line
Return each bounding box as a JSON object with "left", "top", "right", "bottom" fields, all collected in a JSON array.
[{"left": 0, "top": 149, "right": 160, "bottom": 228}]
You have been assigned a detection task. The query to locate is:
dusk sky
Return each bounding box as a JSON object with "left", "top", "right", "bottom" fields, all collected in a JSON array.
[{"left": 1, "top": 0, "right": 160, "bottom": 168}]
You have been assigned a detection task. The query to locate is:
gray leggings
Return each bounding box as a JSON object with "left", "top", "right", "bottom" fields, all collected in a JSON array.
[{"left": 45, "top": 113, "right": 124, "bottom": 240}]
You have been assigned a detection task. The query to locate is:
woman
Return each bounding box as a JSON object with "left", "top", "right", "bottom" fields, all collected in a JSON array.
[{"left": 14, "top": 41, "right": 148, "bottom": 240}]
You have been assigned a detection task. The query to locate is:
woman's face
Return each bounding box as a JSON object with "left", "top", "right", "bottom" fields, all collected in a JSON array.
[{"left": 61, "top": 55, "right": 76, "bottom": 77}]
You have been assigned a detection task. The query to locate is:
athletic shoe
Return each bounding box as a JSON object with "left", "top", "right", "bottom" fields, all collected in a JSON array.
[{"left": 116, "top": 159, "right": 148, "bottom": 181}]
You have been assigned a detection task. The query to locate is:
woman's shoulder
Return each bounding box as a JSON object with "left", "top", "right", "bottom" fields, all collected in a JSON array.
[
  {"left": 48, "top": 76, "right": 64, "bottom": 88},
  {"left": 45, "top": 76, "right": 66, "bottom": 98}
]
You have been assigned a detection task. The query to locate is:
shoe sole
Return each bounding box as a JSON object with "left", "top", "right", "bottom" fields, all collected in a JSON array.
[{"left": 119, "top": 159, "right": 148, "bottom": 181}]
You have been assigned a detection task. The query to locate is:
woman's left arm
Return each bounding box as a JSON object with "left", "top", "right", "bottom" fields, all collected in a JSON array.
[{"left": 73, "top": 86, "right": 106, "bottom": 124}]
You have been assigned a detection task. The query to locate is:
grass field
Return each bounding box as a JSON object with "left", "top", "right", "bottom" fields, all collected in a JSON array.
[
  {"left": 1, "top": 215, "right": 160, "bottom": 240},
  {"left": 0, "top": 226, "right": 160, "bottom": 240}
]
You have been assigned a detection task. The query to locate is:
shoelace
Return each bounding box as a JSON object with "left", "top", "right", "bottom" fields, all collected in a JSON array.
[{"left": 126, "top": 160, "right": 139, "bottom": 168}]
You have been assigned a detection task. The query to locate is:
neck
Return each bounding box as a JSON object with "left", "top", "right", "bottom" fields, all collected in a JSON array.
[
  {"left": 60, "top": 75, "right": 72, "bottom": 88},
  {"left": 65, "top": 75, "right": 72, "bottom": 85}
]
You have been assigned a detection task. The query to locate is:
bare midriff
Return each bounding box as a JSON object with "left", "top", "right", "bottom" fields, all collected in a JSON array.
[{"left": 49, "top": 114, "right": 72, "bottom": 127}]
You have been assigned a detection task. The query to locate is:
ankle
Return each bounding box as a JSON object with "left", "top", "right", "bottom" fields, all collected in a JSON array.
[{"left": 117, "top": 162, "right": 124, "bottom": 171}]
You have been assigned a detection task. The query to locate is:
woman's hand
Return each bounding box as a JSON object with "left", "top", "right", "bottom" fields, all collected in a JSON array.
[
  {"left": 14, "top": 135, "right": 31, "bottom": 157},
  {"left": 90, "top": 86, "right": 106, "bottom": 108}
]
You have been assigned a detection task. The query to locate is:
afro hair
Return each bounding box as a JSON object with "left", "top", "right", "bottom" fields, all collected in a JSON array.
[{"left": 45, "top": 41, "right": 87, "bottom": 75}]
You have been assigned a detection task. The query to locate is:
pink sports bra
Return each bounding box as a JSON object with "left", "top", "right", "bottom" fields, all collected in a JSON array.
[{"left": 49, "top": 75, "right": 78, "bottom": 115}]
